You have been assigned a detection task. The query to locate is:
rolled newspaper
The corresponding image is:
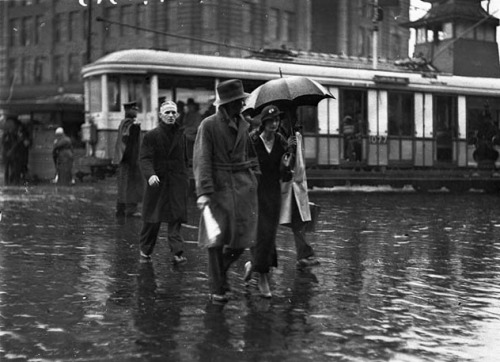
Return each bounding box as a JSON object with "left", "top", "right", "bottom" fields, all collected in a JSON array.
[{"left": 203, "top": 206, "right": 221, "bottom": 243}]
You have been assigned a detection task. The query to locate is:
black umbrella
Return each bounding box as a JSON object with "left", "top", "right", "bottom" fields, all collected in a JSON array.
[{"left": 243, "top": 76, "right": 334, "bottom": 136}]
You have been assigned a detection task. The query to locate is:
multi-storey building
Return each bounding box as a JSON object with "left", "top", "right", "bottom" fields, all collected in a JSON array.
[{"left": 0, "top": 0, "right": 410, "bottom": 180}]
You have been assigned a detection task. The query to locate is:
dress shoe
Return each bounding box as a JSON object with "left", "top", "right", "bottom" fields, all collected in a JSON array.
[
  {"left": 172, "top": 255, "right": 187, "bottom": 264},
  {"left": 210, "top": 293, "right": 229, "bottom": 304},
  {"left": 140, "top": 251, "right": 151, "bottom": 263},
  {"left": 126, "top": 211, "right": 142, "bottom": 218},
  {"left": 258, "top": 273, "right": 272, "bottom": 298},
  {"left": 296, "top": 256, "right": 320, "bottom": 268}
]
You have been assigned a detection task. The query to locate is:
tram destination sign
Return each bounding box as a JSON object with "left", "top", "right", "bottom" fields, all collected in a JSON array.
[{"left": 373, "top": 75, "right": 409, "bottom": 85}]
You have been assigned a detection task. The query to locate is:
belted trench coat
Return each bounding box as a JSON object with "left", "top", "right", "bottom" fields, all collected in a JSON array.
[
  {"left": 279, "top": 132, "right": 311, "bottom": 224},
  {"left": 193, "top": 110, "right": 259, "bottom": 249}
]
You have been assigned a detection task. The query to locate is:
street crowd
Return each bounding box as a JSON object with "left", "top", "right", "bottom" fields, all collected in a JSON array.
[{"left": 113, "top": 79, "right": 320, "bottom": 303}]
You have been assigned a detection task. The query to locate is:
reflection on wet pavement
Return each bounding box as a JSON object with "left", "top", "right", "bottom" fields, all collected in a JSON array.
[{"left": 1, "top": 183, "right": 499, "bottom": 361}]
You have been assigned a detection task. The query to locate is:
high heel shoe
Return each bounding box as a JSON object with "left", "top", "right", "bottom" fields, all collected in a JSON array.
[
  {"left": 258, "top": 273, "right": 272, "bottom": 298},
  {"left": 244, "top": 261, "right": 253, "bottom": 285}
]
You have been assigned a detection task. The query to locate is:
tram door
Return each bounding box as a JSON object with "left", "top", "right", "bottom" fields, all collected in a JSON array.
[
  {"left": 339, "top": 89, "right": 368, "bottom": 163},
  {"left": 433, "top": 95, "right": 458, "bottom": 163}
]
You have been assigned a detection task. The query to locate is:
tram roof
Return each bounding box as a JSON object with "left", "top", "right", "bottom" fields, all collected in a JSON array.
[{"left": 82, "top": 49, "right": 500, "bottom": 96}]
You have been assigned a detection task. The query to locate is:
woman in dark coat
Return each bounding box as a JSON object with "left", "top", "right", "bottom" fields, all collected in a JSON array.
[
  {"left": 138, "top": 101, "right": 189, "bottom": 264},
  {"left": 246, "top": 105, "right": 289, "bottom": 298}
]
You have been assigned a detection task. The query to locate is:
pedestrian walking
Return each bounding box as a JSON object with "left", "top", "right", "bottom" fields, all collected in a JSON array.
[
  {"left": 183, "top": 98, "right": 202, "bottom": 162},
  {"left": 279, "top": 111, "right": 320, "bottom": 268},
  {"left": 113, "top": 101, "right": 144, "bottom": 217},
  {"left": 52, "top": 127, "right": 74, "bottom": 185},
  {"left": 193, "top": 79, "right": 259, "bottom": 303},
  {"left": 138, "top": 101, "right": 188, "bottom": 264},
  {"left": 244, "top": 105, "right": 289, "bottom": 298},
  {"left": 2, "top": 117, "right": 23, "bottom": 185}
]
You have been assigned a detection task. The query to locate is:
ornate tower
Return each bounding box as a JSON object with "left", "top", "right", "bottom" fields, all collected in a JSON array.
[{"left": 406, "top": 0, "right": 500, "bottom": 77}]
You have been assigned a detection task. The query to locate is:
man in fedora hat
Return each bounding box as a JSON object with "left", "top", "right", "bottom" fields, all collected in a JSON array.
[
  {"left": 113, "top": 101, "right": 144, "bottom": 217},
  {"left": 193, "top": 79, "right": 259, "bottom": 303}
]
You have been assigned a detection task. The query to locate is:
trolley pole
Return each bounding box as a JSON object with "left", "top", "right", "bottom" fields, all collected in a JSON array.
[
  {"left": 372, "top": 0, "right": 379, "bottom": 70},
  {"left": 86, "top": 0, "right": 92, "bottom": 64}
]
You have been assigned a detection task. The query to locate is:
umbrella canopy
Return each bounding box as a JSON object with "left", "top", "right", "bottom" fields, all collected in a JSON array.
[{"left": 243, "top": 76, "right": 334, "bottom": 116}]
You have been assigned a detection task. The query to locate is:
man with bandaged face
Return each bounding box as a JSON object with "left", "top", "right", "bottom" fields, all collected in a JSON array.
[{"left": 138, "top": 101, "right": 189, "bottom": 264}]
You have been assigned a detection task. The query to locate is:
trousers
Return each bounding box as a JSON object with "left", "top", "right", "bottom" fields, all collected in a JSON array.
[
  {"left": 139, "top": 220, "right": 184, "bottom": 256},
  {"left": 207, "top": 246, "right": 245, "bottom": 295}
]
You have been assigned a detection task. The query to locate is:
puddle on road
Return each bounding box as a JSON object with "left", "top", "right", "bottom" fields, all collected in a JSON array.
[{"left": 0, "top": 187, "right": 499, "bottom": 361}]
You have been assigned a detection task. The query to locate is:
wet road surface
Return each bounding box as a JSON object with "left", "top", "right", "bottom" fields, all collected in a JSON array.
[{"left": 1, "top": 181, "right": 500, "bottom": 361}]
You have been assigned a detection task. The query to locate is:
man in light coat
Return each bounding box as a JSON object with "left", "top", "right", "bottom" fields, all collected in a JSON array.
[
  {"left": 138, "top": 101, "right": 188, "bottom": 264},
  {"left": 193, "top": 79, "right": 259, "bottom": 303}
]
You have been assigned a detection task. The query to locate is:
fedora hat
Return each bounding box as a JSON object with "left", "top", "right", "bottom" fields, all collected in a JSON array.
[
  {"left": 123, "top": 101, "right": 138, "bottom": 110},
  {"left": 214, "top": 79, "right": 249, "bottom": 106}
]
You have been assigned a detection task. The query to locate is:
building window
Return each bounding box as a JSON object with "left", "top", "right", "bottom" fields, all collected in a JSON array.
[
  {"left": 269, "top": 8, "right": 279, "bottom": 40},
  {"left": 34, "top": 56, "right": 46, "bottom": 84},
  {"left": 120, "top": 5, "right": 134, "bottom": 37},
  {"left": 137, "top": 3, "right": 147, "bottom": 35},
  {"left": 53, "top": 55, "right": 65, "bottom": 84},
  {"left": 104, "top": 6, "right": 119, "bottom": 37},
  {"left": 54, "top": 13, "right": 62, "bottom": 43},
  {"left": 242, "top": 2, "right": 253, "bottom": 34},
  {"left": 22, "top": 17, "right": 34, "bottom": 46},
  {"left": 68, "top": 54, "right": 81, "bottom": 82},
  {"left": 35, "top": 15, "right": 44, "bottom": 44},
  {"left": 68, "top": 11, "right": 79, "bottom": 41},
  {"left": 8, "top": 58, "right": 22, "bottom": 85},
  {"left": 22, "top": 57, "right": 33, "bottom": 84},
  {"left": 282, "top": 11, "right": 295, "bottom": 42},
  {"left": 390, "top": 33, "right": 401, "bottom": 59},
  {"left": 201, "top": 3, "right": 216, "bottom": 31},
  {"left": 358, "top": 27, "right": 366, "bottom": 56},
  {"left": 9, "top": 19, "right": 20, "bottom": 46}
]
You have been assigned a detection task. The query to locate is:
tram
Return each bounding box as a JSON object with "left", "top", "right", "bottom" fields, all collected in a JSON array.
[{"left": 81, "top": 49, "right": 500, "bottom": 192}]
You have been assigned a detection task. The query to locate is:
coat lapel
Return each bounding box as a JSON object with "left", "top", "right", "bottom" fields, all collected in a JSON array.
[{"left": 232, "top": 115, "right": 248, "bottom": 157}]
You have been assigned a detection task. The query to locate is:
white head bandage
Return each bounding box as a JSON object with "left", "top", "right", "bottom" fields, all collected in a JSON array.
[{"left": 160, "top": 101, "right": 177, "bottom": 114}]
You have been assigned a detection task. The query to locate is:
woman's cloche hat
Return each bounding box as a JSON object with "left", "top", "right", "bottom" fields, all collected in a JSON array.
[
  {"left": 214, "top": 79, "right": 249, "bottom": 106},
  {"left": 260, "top": 105, "right": 283, "bottom": 123}
]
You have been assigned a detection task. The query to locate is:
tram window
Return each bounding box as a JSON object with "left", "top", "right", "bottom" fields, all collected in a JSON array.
[
  {"left": 297, "top": 106, "right": 317, "bottom": 134},
  {"left": 176, "top": 87, "right": 216, "bottom": 118},
  {"left": 434, "top": 95, "right": 457, "bottom": 162},
  {"left": 388, "top": 92, "right": 414, "bottom": 136},
  {"left": 340, "top": 89, "right": 367, "bottom": 136},
  {"left": 126, "top": 78, "right": 149, "bottom": 112},
  {"left": 107, "top": 76, "right": 120, "bottom": 112},
  {"left": 88, "top": 77, "right": 102, "bottom": 113},
  {"left": 467, "top": 96, "right": 500, "bottom": 146}
]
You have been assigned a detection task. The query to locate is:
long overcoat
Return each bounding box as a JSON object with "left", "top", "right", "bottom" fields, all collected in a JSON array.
[
  {"left": 139, "top": 122, "right": 188, "bottom": 223},
  {"left": 193, "top": 110, "right": 259, "bottom": 249},
  {"left": 113, "top": 117, "right": 144, "bottom": 204},
  {"left": 52, "top": 135, "right": 74, "bottom": 185},
  {"left": 279, "top": 132, "right": 311, "bottom": 224}
]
